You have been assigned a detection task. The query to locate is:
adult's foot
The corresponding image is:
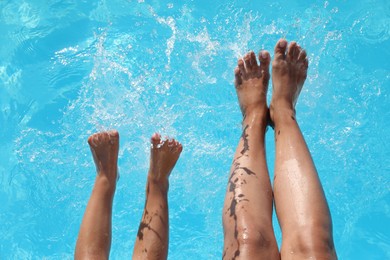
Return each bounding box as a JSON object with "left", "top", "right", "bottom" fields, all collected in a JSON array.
[
  {"left": 88, "top": 130, "right": 119, "bottom": 186},
  {"left": 148, "top": 133, "right": 182, "bottom": 192},
  {"left": 234, "top": 50, "right": 271, "bottom": 124},
  {"left": 270, "top": 39, "right": 308, "bottom": 124}
]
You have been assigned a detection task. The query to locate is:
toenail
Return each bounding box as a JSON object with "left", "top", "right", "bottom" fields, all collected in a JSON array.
[
  {"left": 279, "top": 41, "right": 287, "bottom": 47},
  {"left": 261, "top": 52, "right": 268, "bottom": 59}
]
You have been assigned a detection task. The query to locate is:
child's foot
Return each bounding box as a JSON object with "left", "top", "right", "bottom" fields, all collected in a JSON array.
[
  {"left": 148, "top": 133, "right": 182, "bottom": 191},
  {"left": 270, "top": 39, "right": 308, "bottom": 124},
  {"left": 234, "top": 50, "right": 270, "bottom": 125},
  {"left": 88, "top": 130, "right": 119, "bottom": 184}
]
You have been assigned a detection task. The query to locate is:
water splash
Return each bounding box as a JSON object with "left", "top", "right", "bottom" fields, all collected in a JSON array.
[{"left": 150, "top": 7, "right": 177, "bottom": 71}]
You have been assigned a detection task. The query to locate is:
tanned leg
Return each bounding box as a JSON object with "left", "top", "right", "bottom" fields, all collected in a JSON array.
[
  {"left": 133, "top": 133, "right": 182, "bottom": 260},
  {"left": 270, "top": 39, "right": 337, "bottom": 259},
  {"left": 75, "top": 130, "right": 119, "bottom": 260},
  {"left": 222, "top": 51, "right": 280, "bottom": 260}
]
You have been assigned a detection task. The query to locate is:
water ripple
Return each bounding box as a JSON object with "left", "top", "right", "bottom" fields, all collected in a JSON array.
[{"left": 349, "top": 4, "right": 390, "bottom": 44}]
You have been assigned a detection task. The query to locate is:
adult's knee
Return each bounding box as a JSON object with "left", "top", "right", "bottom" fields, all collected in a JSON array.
[
  {"left": 236, "top": 226, "right": 276, "bottom": 251},
  {"left": 234, "top": 226, "right": 280, "bottom": 259},
  {"left": 282, "top": 226, "right": 336, "bottom": 259},
  {"left": 75, "top": 250, "right": 109, "bottom": 260}
]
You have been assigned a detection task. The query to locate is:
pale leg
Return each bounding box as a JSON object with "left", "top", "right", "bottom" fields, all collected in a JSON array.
[{"left": 270, "top": 39, "right": 337, "bottom": 259}]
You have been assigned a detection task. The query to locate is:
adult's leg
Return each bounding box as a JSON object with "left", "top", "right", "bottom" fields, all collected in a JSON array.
[
  {"left": 133, "top": 133, "right": 182, "bottom": 260},
  {"left": 222, "top": 51, "right": 279, "bottom": 259},
  {"left": 270, "top": 39, "right": 337, "bottom": 259},
  {"left": 75, "top": 130, "right": 119, "bottom": 260}
]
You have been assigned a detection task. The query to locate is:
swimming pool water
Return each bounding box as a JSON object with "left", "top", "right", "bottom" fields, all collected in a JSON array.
[{"left": 1, "top": 0, "right": 389, "bottom": 259}]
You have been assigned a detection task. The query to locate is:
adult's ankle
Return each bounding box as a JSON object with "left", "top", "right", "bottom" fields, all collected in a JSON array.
[{"left": 270, "top": 105, "right": 297, "bottom": 127}]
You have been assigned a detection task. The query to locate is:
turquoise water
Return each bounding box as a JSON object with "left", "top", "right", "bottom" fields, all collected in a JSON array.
[{"left": 1, "top": 0, "right": 389, "bottom": 258}]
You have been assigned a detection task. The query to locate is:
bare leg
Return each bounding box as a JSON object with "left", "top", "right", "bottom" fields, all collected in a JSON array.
[
  {"left": 270, "top": 39, "right": 337, "bottom": 259},
  {"left": 222, "top": 51, "right": 280, "bottom": 259},
  {"left": 133, "top": 133, "right": 182, "bottom": 260},
  {"left": 75, "top": 130, "right": 119, "bottom": 260}
]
